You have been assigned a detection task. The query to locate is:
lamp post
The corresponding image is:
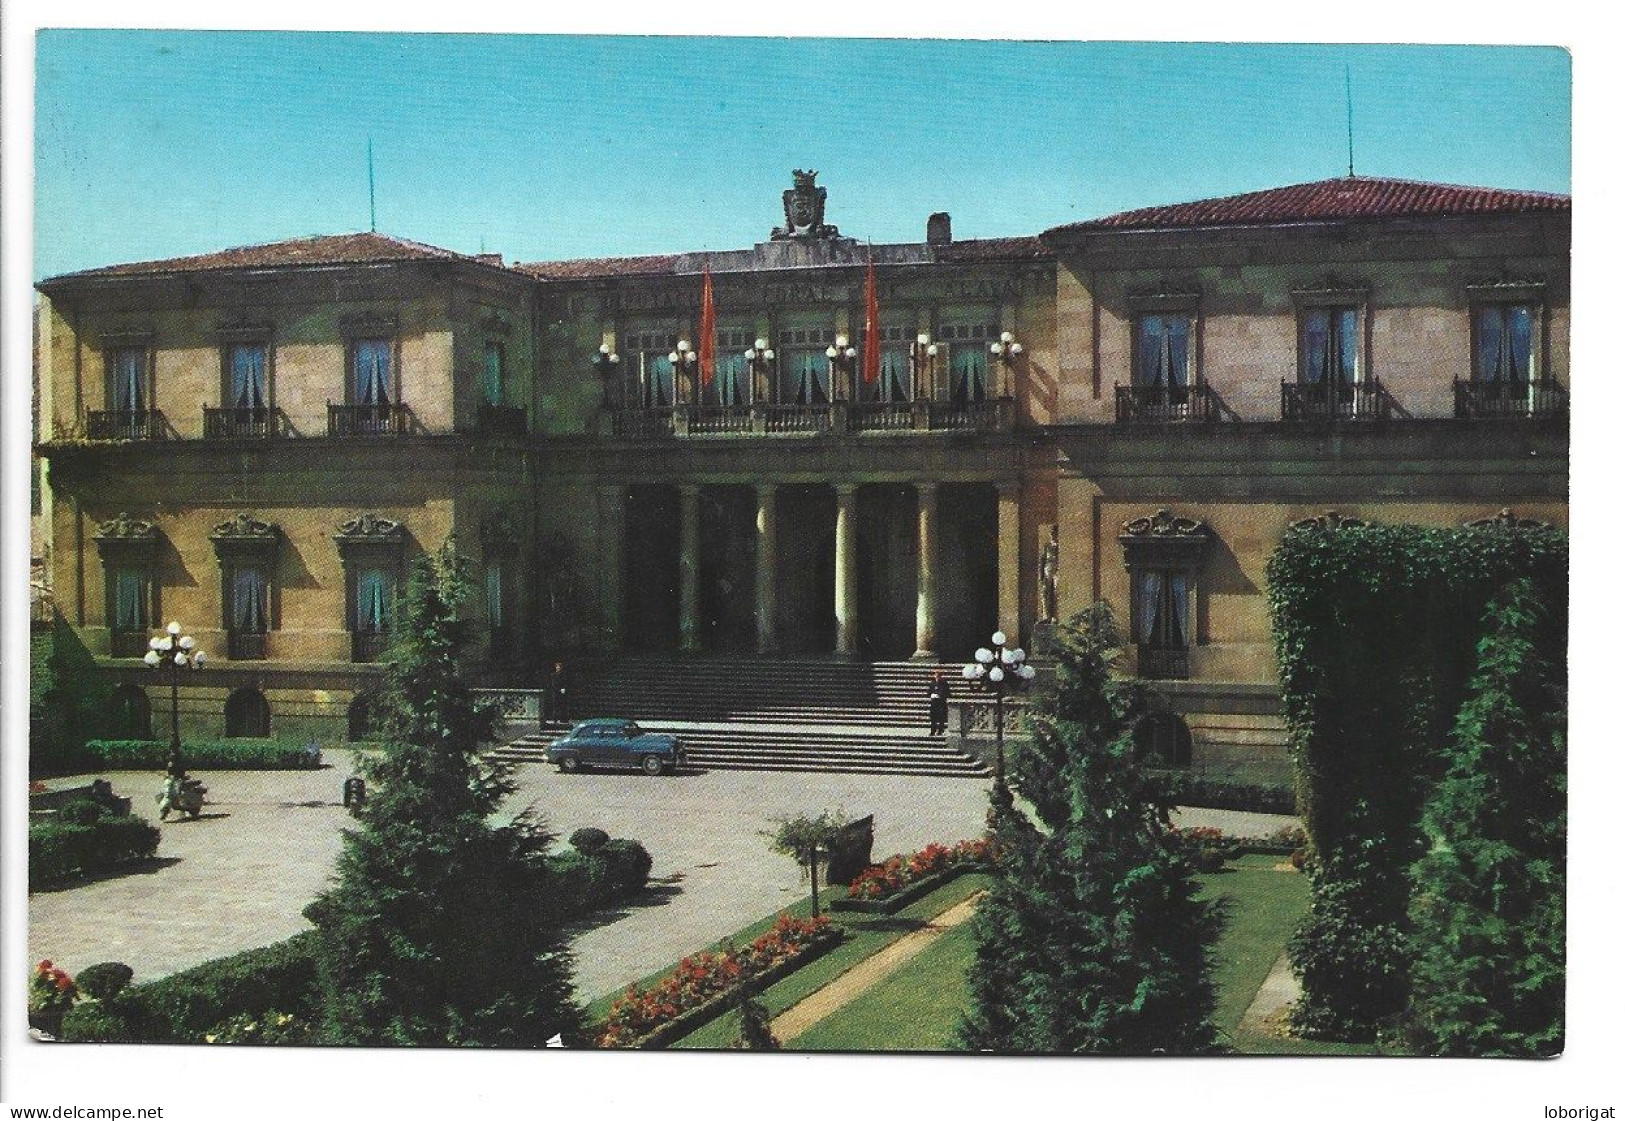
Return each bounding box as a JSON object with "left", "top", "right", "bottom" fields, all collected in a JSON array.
[
  {"left": 962, "top": 629, "right": 1035, "bottom": 788},
  {"left": 911, "top": 333, "right": 939, "bottom": 400},
  {"left": 592, "top": 342, "right": 621, "bottom": 408},
  {"left": 667, "top": 340, "right": 698, "bottom": 406},
  {"left": 743, "top": 337, "right": 776, "bottom": 403},
  {"left": 989, "top": 331, "right": 1023, "bottom": 397},
  {"left": 143, "top": 621, "right": 205, "bottom": 774},
  {"left": 825, "top": 334, "right": 859, "bottom": 400}
]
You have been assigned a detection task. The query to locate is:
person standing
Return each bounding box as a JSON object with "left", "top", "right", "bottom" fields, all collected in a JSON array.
[
  {"left": 545, "top": 660, "right": 571, "bottom": 725},
  {"left": 927, "top": 671, "right": 951, "bottom": 737}
]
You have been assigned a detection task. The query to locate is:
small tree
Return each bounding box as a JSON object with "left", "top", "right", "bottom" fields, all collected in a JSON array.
[
  {"left": 767, "top": 812, "right": 845, "bottom": 917},
  {"left": 734, "top": 994, "right": 780, "bottom": 1051},
  {"left": 960, "top": 605, "right": 1218, "bottom": 1054},
  {"left": 1405, "top": 579, "right": 1565, "bottom": 1056},
  {"left": 305, "top": 543, "right": 582, "bottom": 1046}
]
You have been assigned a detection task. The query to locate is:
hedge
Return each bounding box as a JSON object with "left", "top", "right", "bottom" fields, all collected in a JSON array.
[
  {"left": 80, "top": 739, "right": 322, "bottom": 771},
  {"left": 30, "top": 813, "right": 160, "bottom": 885},
  {"left": 1147, "top": 772, "right": 1297, "bottom": 816},
  {"left": 60, "top": 933, "right": 321, "bottom": 1044},
  {"left": 1265, "top": 515, "right": 1567, "bottom": 1039}
]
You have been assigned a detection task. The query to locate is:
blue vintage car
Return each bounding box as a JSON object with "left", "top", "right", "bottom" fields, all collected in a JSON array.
[{"left": 546, "top": 718, "right": 685, "bottom": 775}]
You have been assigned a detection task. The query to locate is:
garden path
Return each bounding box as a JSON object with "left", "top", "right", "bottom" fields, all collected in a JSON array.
[{"left": 770, "top": 890, "right": 985, "bottom": 1042}]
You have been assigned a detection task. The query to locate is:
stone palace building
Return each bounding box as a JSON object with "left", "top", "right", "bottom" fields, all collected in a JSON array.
[{"left": 33, "top": 172, "right": 1569, "bottom": 777}]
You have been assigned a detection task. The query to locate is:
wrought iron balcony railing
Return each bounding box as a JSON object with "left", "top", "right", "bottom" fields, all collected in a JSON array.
[
  {"left": 849, "top": 401, "right": 918, "bottom": 432},
  {"left": 687, "top": 406, "right": 755, "bottom": 434},
  {"left": 1115, "top": 383, "right": 1218, "bottom": 423},
  {"left": 1280, "top": 379, "right": 1391, "bottom": 422},
  {"left": 609, "top": 407, "right": 675, "bottom": 438},
  {"left": 606, "top": 398, "right": 1014, "bottom": 437},
  {"left": 476, "top": 401, "right": 528, "bottom": 436},
  {"left": 227, "top": 631, "right": 268, "bottom": 660},
  {"left": 1453, "top": 379, "right": 1568, "bottom": 420},
  {"left": 86, "top": 410, "right": 165, "bottom": 441},
  {"left": 204, "top": 406, "right": 281, "bottom": 439},
  {"left": 926, "top": 398, "right": 1014, "bottom": 431},
  {"left": 762, "top": 403, "right": 832, "bottom": 433},
  {"left": 328, "top": 402, "right": 409, "bottom": 437},
  {"left": 1136, "top": 645, "right": 1190, "bottom": 681},
  {"left": 351, "top": 630, "right": 392, "bottom": 663}
]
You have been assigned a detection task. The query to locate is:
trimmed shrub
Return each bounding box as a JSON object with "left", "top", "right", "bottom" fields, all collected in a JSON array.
[
  {"left": 75, "top": 962, "right": 135, "bottom": 1002},
  {"left": 1147, "top": 772, "right": 1297, "bottom": 816},
  {"left": 568, "top": 827, "right": 610, "bottom": 853},
  {"left": 30, "top": 814, "right": 160, "bottom": 885},
  {"left": 80, "top": 739, "right": 321, "bottom": 771},
  {"left": 58, "top": 1003, "right": 136, "bottom": 1043},
  {"left": 597, "top": 839, "right": 652, "bottom": 895}
]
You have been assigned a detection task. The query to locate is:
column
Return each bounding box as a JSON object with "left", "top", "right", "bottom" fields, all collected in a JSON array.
[
  {"left": 913, "top": 482, "right": 938, "bottom": 659},
  {"left": 679, "top": 484, "right": 701, "bottom": 651},
  {"left": 755, "top": 483, "right": 778, "bottom": 653},
  {"left": 997, "top": 481, "right": 1022, "bottom": 645},
  {"left": 834, "top": 483, "right": 859, "bottom": 657},
  {"left": 597, "top": 484, "right": 625, "bottom": 650}
]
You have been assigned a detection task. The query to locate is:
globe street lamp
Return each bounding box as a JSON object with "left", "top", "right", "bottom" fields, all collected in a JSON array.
[
  {"left": 962, "top": 629, "right": 1035, "bottom": 788},
  {"left": 825, "top": 334, "right": 859, "bottom": 400},
  {"left": 743, "top": 338, "right": 776, "bottom": 403},
  {"left": 592, "top": 342, "right": 621, "bottom": 408},
  {"left": 143, "top": 621, "right": 205, "bottom": 774}
]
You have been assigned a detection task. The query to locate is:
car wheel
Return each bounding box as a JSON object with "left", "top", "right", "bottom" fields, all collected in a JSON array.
[
  {"left": 640, "top": 754, "right": 665, "bottom": 776},
  {"left": 558, "top": 755, "right": 580, "bottom": 773}
]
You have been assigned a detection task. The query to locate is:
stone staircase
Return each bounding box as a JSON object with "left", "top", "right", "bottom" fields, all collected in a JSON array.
[{"left": 487, "top": 657, "right": 990, "bottom": 777}]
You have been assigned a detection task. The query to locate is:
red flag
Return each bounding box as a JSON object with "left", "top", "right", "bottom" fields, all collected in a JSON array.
[
  {"left": 698, "top": 266, "right": 716, "bottom": 387},
  {"left": 862, "top": 255, "right": 881, "bottom": 389}
]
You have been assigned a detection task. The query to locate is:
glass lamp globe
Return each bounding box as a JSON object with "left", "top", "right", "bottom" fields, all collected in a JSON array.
[
  {"left": 173, "top": 652, "right": 187, "bottom": 666},
  {"left": 149, "top": 636, "right": 164, "bottom": 651},
  {"left": 598, "top": 343, "right": 611, "bottom": 355},
  {"left": 975, "top": 647, "right": 994, "bottom": 665},
  {"left": 844, "top": 347, "right": 856, "bottom": 359},
  {"left": 755, "top": 338, "right": 768, "bottom": 351},
  {"left": 167, "top": 621, "right": 182, "bottom": 636},
  {"left": 991, "top": 631, "right": 1007, "bottom": 647},
  {"left": 1001, "top": 331, "right": 1015, "bottom": 344},
  {"left": 610, "top": 353, "right": 620, "bottom": 364},
  {"left": 988, "top": 666, "right": 1005, "bottom": 683},
  {"left": 676, "top": 340, "right": 690, "bottom": 353},
  {"left": 1010, "top": 342, "right": 1023, "bottom": 355},
  {"left": 763, "top": 349, "right": 775, "bottom": 361},
  {"left": 835, "top": 334, "right": 848, "bottom": 348},
  {"left": 1020, "top": 664, "right": 1037, "bottom": 680},
  {"left": 744, "top": 348, "right": 756, "bottom": 360},
  {"left": 926, "top": 344, "right": 938, "bottom": 356},
  {"left": 178, "top": 635, "right": 195, "bottom": 650},
  {"left": 989, "top": 341, "right": 1003, "bottom": 355},
  {"left": 667, "top": 351, "right": 680, "bottom": 363},
  {"left": 159, "top": 636, "right": 174, "bottom": 651},
  {"left": 143, "top": 650, "right": 161, "bottom": 667},
  {"left": 826, "top": 346, "right": 839, "bottom": 359},
  {"left": 961, "top": 664, "right": 978, "bottom": 680},
  {"left": 193, "top": 651, "right": 207, "bottom": 667},
  {"left": 916, "top": 332, "right": 930, "bottom": 346},
  {"left": 1011, "top": 648, "right": 1026, "bottom": 664}
]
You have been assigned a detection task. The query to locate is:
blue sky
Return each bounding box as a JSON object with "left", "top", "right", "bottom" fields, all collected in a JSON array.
[{"left": 33, "top": 33, "right": 1570, "bottom": 278}]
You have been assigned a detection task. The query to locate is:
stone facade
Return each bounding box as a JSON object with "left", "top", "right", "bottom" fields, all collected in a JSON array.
[{"left": 34, "top": 177, "right": 1569, "bottom": 779}]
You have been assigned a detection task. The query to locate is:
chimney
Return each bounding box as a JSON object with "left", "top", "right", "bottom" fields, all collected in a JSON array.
[{"left": 926, "top": 212, "right": 952, "bottom": 246}]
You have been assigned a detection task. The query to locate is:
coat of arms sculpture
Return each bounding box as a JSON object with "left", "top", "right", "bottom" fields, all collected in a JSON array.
[{"left": 772, "top": 169, "right": 840, "bottom": 241}]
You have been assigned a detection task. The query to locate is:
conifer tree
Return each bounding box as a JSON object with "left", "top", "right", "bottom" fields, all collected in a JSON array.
[
  {"left": 1406, "top": 578, "right": 1565, "bottom": 1056},
  {"left": 306, "top": 543, "right": 582, "bottom": 1046},
  {"left": 960, "top": 604, "right": 1218, "bottom": 1054}
]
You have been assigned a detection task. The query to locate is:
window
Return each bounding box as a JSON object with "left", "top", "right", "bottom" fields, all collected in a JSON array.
[
  {"left": 939, "top": 321, "right": 992, "bottom": 405},
  {"left": 109, "top": 347, "right": 147, "bottom": 413},
  {"left": 1299, "top": 307, "right": 1361, "bottom": 386},
  {"left": 777, "top": 325, "right": 834, "bottom": 405},
  {"left": 352, "top": 338, "right": 393, "bottom": 405},
  {"left": 623, "top": 330, "right": 677, "bottom": 408},
  {"left": 355, "top": 567, "right": 395, "bottom": 633},
  {"left": 1475, "top": 304, "right": 1538, "bottom": 383},
  {"left": 710, "top": 329, "right": 754, "bottom": 406},
  {"left": 869, "top": 324, "right": 914, "bottom": 402},
  {"left": 224, "top": 688, "right": 271, "bottom": 739},
  {"left": 112, "top": 567, "right": 150, "bottom": 632},
  {"left": 482, "top": 341, "right": 506, "bottom": 405},
  {"left": 1134, "top": 314, "right": 1193, "bottom": 392},
  {"left": 212, "top": 513, "right": 280, "bottom": 660},
  {"left": 226, "top": 343, "right": 269, "bottom": 410},
  {"left": 1118, "top": 509, "right": 1211, "bottom": 682},
  {"left": 485, "top": 562, "right": 506, "bottom": 629}
]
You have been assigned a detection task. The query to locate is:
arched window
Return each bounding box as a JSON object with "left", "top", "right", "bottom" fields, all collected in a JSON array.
[
  {"left": 110, "top": 682, "right": 153, "bottom": 740},
  {"left": 224, "top": 687, "right": 271, "bottom": 739},
  {"left": 1134, "top": 712, "right": 1193, "bottom": 769},
  {"left": 347, "top": 692, "right": 379, "bottom": 743}
]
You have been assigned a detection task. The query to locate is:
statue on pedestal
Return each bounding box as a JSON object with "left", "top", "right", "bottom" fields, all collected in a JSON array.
[{"left": 1039, "top": 525, "right": 1059, "bottom": 623}]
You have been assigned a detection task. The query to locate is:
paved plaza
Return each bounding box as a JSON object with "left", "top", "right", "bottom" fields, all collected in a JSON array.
[{"left": 29, "top": 755, "right": 994, "bottom": 1001}]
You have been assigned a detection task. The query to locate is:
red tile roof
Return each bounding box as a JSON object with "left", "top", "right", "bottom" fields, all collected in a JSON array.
[
  {"left": 514, "top": 254, "right": 682, "bottom": 281},
  {"left": 1048, "top": 176, "right": 1571, "bottom": 234},
  {"left": 43, "top": 232, "right": 497, "bottom": 284}
]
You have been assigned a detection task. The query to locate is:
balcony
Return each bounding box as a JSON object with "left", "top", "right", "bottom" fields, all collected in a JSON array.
[
  {"left": 1136, "top": 645, "right": 1189, "bottom": 681},
  {"left": 849, "top": 401, "right": 917, "bottom": 432},
  {"left": 1454, "top": 379, "right": 1568, "bottom": 420},
  {"left": 86, "top": 410, "right": 165, "bottom": 441},
  {"left": 1116, "top": 383, "right": 1218, "bottom": 424},
  {"left": 351, "top": 630, "right": 392, "bottom": 663},
  {"left": 227, "top": 631, "right": 268, "bottom": 660},
  {"left": 110, "top": 630, "right": 151, "bottom": 658},
  {"left": 328, "top": 402, "right": 409, "bottom": 437},
  {"left": 687, "top": 406, "right": 754, "bottom": 435},
  {"left": 1280, "top": 379, "right": 1391, "bottom": 422},
  {"left": 476, "top": 401, "right": 528, "bottom": 436},
  {"left": 762, "top": 403, "right": 832, "bottom": 433},
  {"left": 609, "top": 407, "right": 675, "bottom": 438},
  {"left": 604, "top": 398, "right": 1016, "bottom": 437},
  {"left": 204, "top": 406, "right": 282, "bottom": 439}
]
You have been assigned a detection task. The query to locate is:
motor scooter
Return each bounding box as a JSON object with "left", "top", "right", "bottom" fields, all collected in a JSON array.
[{"left": 157, "top": 775, "right": 207, "bottom": 821}]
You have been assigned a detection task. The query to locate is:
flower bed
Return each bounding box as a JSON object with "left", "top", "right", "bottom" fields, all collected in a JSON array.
[
  {"left": 28, "top": 960, "right": 77, "bottom": 1036},
  {"left": 831, "top": 838, "right": 992, "bottom": 914},
  {"left": 598, "top": 914, "right": 840, "bottom": 1049}
]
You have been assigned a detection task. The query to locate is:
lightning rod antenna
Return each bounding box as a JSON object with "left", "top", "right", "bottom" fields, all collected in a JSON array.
[
  {"left": 1345, "top": 65, "right": 1355, "bottom": 178},
  {"left": 367, "top": 137, "right": 377, "bottom": 233}
]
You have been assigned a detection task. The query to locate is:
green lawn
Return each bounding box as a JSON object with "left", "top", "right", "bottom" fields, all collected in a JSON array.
[{"left": 669, "top": 873, "right": 993, "bottom": 1050}]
